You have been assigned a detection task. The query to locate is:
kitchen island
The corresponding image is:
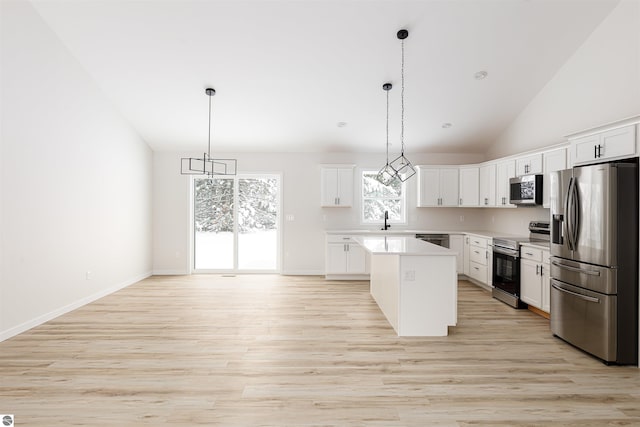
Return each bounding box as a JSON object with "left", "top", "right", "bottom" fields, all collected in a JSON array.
[{"left": 353, "top": 235, "right": 457, "bottom": 337}]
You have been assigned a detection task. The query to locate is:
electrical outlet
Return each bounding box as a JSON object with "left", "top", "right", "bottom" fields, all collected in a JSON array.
[
  {"left": 285, "top": 214, "right": 295, "bottom": 221},
  {"left": 404, "top": 270, "right": 415, "bottom": 281},
  {"left": 459, "top": 215, "right": 464, "bottom": 222},
  {"left": 86, "top": 271, "right": 92, "bottom": 280}
]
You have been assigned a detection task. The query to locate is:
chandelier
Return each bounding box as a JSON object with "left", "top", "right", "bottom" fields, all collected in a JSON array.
[
  {"left": 377, "top": 29, "right": 416, "bottom": 184},
  {"left": 181, "top": 88, "right": 237, "bottom": 176}
]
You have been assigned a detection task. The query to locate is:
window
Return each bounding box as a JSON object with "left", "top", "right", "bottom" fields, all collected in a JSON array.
[{"left": 361, "top": 171, "right": 406, "bottom": 224}]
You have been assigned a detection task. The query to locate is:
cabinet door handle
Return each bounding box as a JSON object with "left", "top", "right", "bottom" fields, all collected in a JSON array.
[
  {"left": 540, "top": 265, "right": 543, "bottom": 275},
  {"left": 594, "top": 145, "right": 597, "bottom": 159},
  {"left": 459, "top": 198, "right": 462, "bottom": 205},
  {"left": 536, "top": 264, "right": 540, "bottom": 275}
]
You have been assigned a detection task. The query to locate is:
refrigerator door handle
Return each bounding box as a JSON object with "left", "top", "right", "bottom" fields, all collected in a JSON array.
[
  {"left": 551, "top": 260, "right": 601, "bottom": 276},
  {"left": 552, "top": 282, "right": 600, "bottom": 303},
  {"left": 565, "top": 177, "right": 575, "bottom": 250},
  {"left": 571, "top": 178, "right": 580, "bottom": 249}
]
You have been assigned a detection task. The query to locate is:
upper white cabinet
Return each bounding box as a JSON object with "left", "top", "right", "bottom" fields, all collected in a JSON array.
[
  {"left": 570, "top": 124, "right": 637, "bottom": 166},
  {"left": 542, "top": 148, "right": 567, "bottom": 208},
  {"left": 458, "top": 166, "right": 479, "bottom": 207},
  {"left": 479, "top": 164, "right": 496, "bottom": 207},
  {"left": 515, "top": 153, "right": 543, "bottom": 176},
  {"left": 417, "top": 166, "right": 459, "bottom": 207},
  {"left": 495, "top": 159, "right": 516, "bottom": 207},
  {"left": 320, "top": 165, "right": 354, "bottom": 207}
]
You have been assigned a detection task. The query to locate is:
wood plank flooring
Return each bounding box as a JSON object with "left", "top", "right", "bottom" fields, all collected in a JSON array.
[{"left": 1, "top": 275, "right": 639, "bottom": 426}]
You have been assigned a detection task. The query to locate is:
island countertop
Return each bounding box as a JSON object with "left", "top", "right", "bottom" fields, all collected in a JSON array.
[{"left": 353, "top": 235, "right": 456, "bottom": 256}]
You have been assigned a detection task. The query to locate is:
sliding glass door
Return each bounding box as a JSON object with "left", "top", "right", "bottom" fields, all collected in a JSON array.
[{"left": 193, "top": 174, "right": 280, "bottom": 272}]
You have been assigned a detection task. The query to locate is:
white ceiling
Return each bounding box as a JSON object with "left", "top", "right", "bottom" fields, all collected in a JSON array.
[{"left": 30, "top": 0, "right": 619, "bottom": 154}]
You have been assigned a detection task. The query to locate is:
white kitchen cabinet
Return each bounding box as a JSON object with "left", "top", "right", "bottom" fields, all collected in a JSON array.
[
  {"left": 520, "top": 245, "right": 550, "bottom": 312},
  {"left": 542, "top": 148, "right": 567, "bottom": 208},
  {"left": 416, "top": 166, "right": 459, "bottom": 207},
  {"left": 495, "top": 159, "right": 516, "bottom": 207},
  {"left": 541, "top": 250, "right": 551, "bottom": 313},
  {"left": 458, "top": 166, "right": 479, "bottom": 207},
  {"left": 479, "top": 164, "right": 496, "bottom": 207},
  {"left": 570, "top": 124, "right": 637, "bottom": 166},
  {"left": 463, "top": 235, "right": 471, "bottom": 276},
  {"left": 320, "top": 165, "right": 354, "bottom": 207},
  {"left": 487, "top": 244, "right": 493, "bottom": 287},
  {"left": 449, "top": 234, "right": 464, "bottom": 274},
  {"left": 325, "top": 236, "right": 368, "bottom": 276},
  {"left": 516, "top": 153, "right": 543, "bottom": 176},
  {"left": 467, "top": 235, "right": 489, "bottom": 285}
]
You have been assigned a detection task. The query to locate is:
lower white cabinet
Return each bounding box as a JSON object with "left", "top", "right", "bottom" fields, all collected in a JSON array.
[
  {"left": 463, "top": 235, "right": 471, "bottom": 276},
  {"left": 520, "top": 245, "right": 550, "bottom": 312},
  {"left": 467, "top": 235, "right": 489, "bottom": 285},
  {"left": 325, "top": 235, "right": 369, "bottom": 276},
  {"left": 449, "top": 234, "right": 464, "bottom": 274}
]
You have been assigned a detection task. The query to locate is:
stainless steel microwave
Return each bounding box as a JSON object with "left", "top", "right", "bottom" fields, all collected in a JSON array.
[{"left": 509, "top": 174, "right": 543, "bottom": 205}]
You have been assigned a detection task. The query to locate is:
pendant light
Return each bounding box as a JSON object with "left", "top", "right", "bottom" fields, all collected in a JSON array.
[
  {"left": 181, "top": 88, "right": 237, "bottom": 176},
  {"left": 376, "top": 82, "right": 396, "bottom": 186},
  {"left": 388, "top": 29, "right": 416, "bottom": 182}
]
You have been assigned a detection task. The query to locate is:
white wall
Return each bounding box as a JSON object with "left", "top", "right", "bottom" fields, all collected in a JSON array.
[
  {"left": 487, "top": 0, "right": 640, "bottom": 158},
  {"left": 0, "top": 0, "right": 153, "bottom": 340},
  {"left": 153, "top": 151, "right": 486, "bottom": 275}
]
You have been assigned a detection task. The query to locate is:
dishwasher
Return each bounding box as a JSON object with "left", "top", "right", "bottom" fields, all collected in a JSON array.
[{"left": 415, "top": 234, "right": 450, "bottom": 248}]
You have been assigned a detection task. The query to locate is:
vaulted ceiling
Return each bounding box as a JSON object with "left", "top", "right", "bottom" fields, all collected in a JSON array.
[{"left": 30, "top": 0, "right": 619, "bottom": 154}]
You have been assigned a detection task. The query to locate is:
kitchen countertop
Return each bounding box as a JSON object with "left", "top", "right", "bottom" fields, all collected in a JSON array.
[
  {"left": 326, "top": 229, "right": 523, "bottom": 239},
  {"left": 353, "top": 235, "right": 456, "bottom": 256}
]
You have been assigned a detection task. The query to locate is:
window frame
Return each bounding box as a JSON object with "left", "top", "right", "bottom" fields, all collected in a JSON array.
[{"left": 360, "top": 170, "right": 407, "bottom": 225}]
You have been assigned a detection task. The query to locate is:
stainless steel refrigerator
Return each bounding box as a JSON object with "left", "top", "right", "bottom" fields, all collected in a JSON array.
[{"left": 549, "top": 160, "right": 638, "bottom": 365}]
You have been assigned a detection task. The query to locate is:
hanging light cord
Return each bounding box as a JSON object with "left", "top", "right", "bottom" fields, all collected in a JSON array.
[
  {"left": 400, "top": 36, "right": 405, "bottom": 158},
  {"left": 207, "top": 92, "right": 212, "bottom": 159},
  {"left": 386, "top": 87, "right": 390, "bottom": 165}
]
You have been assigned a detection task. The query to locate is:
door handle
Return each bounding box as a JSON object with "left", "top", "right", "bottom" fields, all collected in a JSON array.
[
  {"left": 551, "top": 260, "right": 600, "bottom": 276},
  {"left": 552, "top": 282, "right": 600, "bottom": 303},
  {"left": 536, "top": 265, "right": 539, "bottom": 275}
]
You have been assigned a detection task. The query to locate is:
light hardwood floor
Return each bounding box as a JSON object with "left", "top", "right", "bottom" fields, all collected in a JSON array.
[{"left": 1, "top": 275, "right": 639, "bottom": 426}]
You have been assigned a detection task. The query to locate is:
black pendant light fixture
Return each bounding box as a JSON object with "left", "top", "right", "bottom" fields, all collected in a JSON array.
[
  {"left": 388, "top": 29, "right": 416, "bottom": 182},
  {"left": 181, "top": 88, "right": 237, "bottom": 176},
  {"left": 376, "top": 82, "right": 396, "bottom": 186}
]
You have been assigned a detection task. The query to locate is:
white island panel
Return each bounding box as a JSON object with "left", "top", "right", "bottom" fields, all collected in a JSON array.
[
  {"left": 370, "top": 255, "right": 400, "bottom": 332},
  {"left": 356, "top": 236, "right": 458, "bottom": 337},
  {"left": 398, "top": 255, "right": 457, "bottom": 336}
]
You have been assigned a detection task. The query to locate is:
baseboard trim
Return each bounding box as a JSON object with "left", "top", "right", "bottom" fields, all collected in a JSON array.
[
  {"left": 281, "top": 270, "right": 325, "bottom": 276},
  {"left": 528, "top": 305, "right": 551, "bottom": 319},
  {"left": 0, "top": 271, "right": 152, "bottom": 343},
  {"left": 152, "top": 269, "right": 190, "bottom": 275}
]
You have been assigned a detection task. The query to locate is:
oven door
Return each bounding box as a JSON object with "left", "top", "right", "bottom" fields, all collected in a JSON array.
[{"left": 492, "top": 247, "right": 520, "bottom": 296}]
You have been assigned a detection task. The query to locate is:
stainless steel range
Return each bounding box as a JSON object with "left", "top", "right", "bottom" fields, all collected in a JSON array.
[{"left": 492, "top": 221, "right": 550, "bottom": 308}]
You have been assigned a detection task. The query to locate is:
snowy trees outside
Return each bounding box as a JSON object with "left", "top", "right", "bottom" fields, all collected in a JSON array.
[
  {"left": 362, "top": 172, "right": 404, "bottom": 222},
  {"left": 194, "top": 177, "right": 278, "bottom": 233}
]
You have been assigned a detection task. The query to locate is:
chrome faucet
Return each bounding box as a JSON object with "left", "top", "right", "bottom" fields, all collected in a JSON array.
[{"left": 382, "top": 210, "right": 391, "bottom": 230}]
